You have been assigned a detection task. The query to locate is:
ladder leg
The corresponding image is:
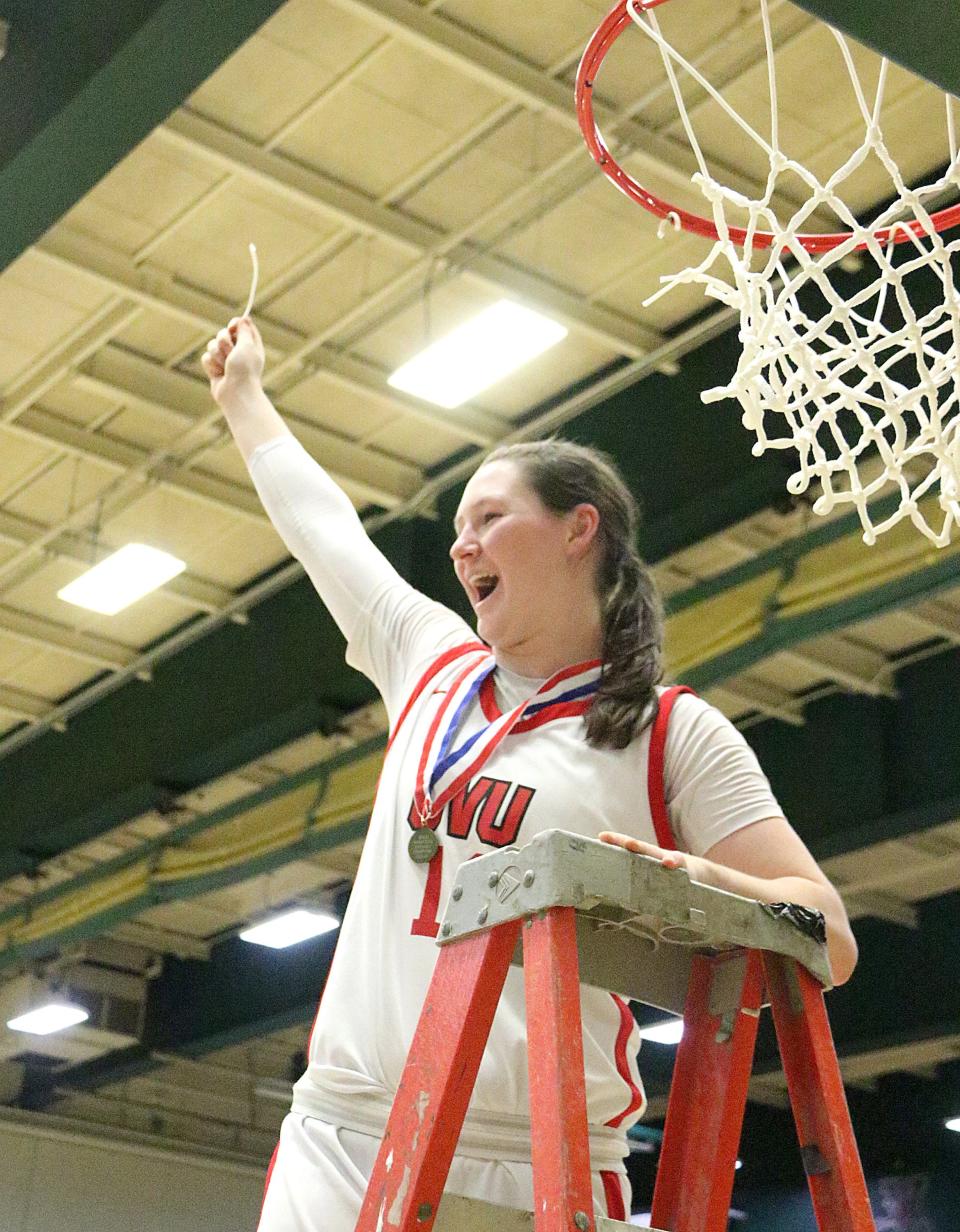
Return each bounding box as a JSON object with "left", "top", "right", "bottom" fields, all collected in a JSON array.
[
  {"left": 355, "top": 919, "right": 522, "bottom": 1232},
  {"left": 651, "top": 950, "right": 765, "bottom": 1232},
  {"left": 763, "top": 954, "right": 876, "bottom": 1232},
  {"left": 523, "top": 907, "right": 596, "bottom": 1232}
]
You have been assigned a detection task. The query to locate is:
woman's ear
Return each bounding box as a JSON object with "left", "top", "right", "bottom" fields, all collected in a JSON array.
[{"left": 565, "top": 503, "right": 601, "bottom": 559}]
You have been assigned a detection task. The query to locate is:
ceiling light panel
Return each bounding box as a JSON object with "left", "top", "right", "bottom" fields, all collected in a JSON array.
[
  {"left": 58, "top": 544, "right": 186, "bottom": 615},
  {"left": 7, "top": 1002, "right": 89, "bottom": 1035},
  {"left": 388, "top": 300, "right": 567, "bottom": 408},
  {"left": 239, "top": 908, "right": 340, "bottom": 949}
]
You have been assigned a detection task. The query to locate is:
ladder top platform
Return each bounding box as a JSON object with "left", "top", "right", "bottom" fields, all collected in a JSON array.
[{"left": 439, "top": 830, "right": 832, "bottom": 1012}]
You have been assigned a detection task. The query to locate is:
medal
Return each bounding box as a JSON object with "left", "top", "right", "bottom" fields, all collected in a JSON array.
[
  {"left": 408, "top": 828, "right": 440, "bottom": 864},
  {"left": 407, "top": 654, "right": 603, "bottom": 867}
]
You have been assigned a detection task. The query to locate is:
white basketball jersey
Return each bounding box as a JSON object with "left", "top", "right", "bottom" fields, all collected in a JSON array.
[{"left": 288, "top": 580, "right": 782, "bottom": 1165}]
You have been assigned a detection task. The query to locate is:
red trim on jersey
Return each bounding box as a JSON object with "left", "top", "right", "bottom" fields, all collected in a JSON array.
[
  {"left": 647, "top": 685, "right": 696, "bottom": 850},
  {"left": 259, "top": 1140, "right": 280, "bottom": 1222},
  {"left": 388, "top": 641, "right": 487, "bottom": 754},
  {"left": 477, "top": 657, "right": 603, "bottom": 727},
  {"left": 479, "top": 672, "right": 499, "bottom": 722},
  {"left": 512, "top": 698, "right": 594, "bottom": 733},
  {"left": 604, "top": 993, "right": 645, "bottom": 1128},
  {"left": 600, "top": 1170, "right": 627, "bottom": 1221}
]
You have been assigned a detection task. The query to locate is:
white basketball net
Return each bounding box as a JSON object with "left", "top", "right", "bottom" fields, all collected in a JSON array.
[{"left": 632, "top": 0, "right": 960, "bottom": 546}]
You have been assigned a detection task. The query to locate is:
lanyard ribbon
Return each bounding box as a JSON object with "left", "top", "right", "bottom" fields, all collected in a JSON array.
[{"left": 412, "top": 653, "right": 602, "bottom": 826}]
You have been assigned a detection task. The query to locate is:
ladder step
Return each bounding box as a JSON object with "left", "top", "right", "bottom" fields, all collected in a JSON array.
[{"left": 433, "top": 1195, "right": 660, "bottom": 1232}]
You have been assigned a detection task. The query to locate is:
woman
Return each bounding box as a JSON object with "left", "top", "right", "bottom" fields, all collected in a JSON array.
[{"left": 203, "top": 317, "right": 857, "bottom": 1231}]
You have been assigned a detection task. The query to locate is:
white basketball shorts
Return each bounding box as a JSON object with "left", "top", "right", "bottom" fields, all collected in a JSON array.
[{"left": 257, "top": 1113, "right": 630, "bottom": 1231}]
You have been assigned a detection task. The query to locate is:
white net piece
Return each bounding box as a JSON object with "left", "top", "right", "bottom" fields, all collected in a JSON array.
[{"left": 631, "top": 0, "right": 960, "bottom": 546}]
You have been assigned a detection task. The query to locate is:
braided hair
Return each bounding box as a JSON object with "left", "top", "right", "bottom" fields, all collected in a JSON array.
[{"left": 482, "top": 439, "right": 664, "bottom": 750}]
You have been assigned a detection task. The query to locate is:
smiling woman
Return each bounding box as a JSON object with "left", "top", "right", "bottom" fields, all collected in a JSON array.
[{"left": 202, "top": 314, "right": 857, "bottom": 1232}]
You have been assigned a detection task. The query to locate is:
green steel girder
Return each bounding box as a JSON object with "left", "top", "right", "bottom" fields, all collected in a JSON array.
[
  {"left": 793, "top": 0, "right": 960, "bottom": 97},
  {"left": 0, "top": 0, "right": 292, "bottom": 274}
]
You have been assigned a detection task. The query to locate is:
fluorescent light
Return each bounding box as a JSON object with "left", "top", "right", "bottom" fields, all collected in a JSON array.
[
  {"left": 240, "top": 909, "right": 340, "bottom": 950},
  {"left": 388, "top": 300, "right": 567, "bottom": 408},
  {"left": 58, "top": 543, "right": 186, "bottom": 615},
  {"left": 735, "top": 1159, "right": 743, "bottom": 1170},
  {"left": 946, "top": 1117, "right": 960, "bottom": 1133},
  {"left": 7, "top": 1002, "right": 89, "bottom": 1035},
  {"left": 638, "top": 1017, "right": 684, "bottom": 1045}
]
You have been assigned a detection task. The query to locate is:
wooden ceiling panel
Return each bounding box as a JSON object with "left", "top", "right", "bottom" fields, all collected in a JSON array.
[
  {"left": 62, "top": 139, "right": 225, "bottom": 260},
  {"left": 350, "top": 39, "right": 504, "bottom": 129},
  {"left": 1, "top": 645, "right": 105, "bottom": 703},
  {"left": 364, "top": 413, "right": 480, "bottom": 469},
  {"left": 135, "top": 898, "right": 237, "bottom": 940},
  {"left": 440, "top": 0, "right": 614, "bottom": 74},
  {"left": 186, "top": 35, "right": 352, "bottom": 148},
  {"left": 111, "top": 313, "right": 213, "bottom": 369},
  {"left": 84, "top": 401, "right": 208, "bottom": 456},
  {"left": 498, "top": 180, "right": 666, "bottom": 302},
  {"left": 0, "top": 340, "right": 37, "bottom": 389},
  {"left": 3, "top": 453, "right": 119, "bottom": 527},
  {"left": 275, "top": 79, "right": 472, "bottom": 201},
  {"left": 399, "top": 115, "right": 569, "bottom": 235},
  {"left": 468, "top": 332, "right": 618, "bottom": 421},
  {"left": 265, "top": 236, "right": 417, "bottom": 340},
  {"left": 34, "top": 381, "right": 126, "bottom": 432},
  {"left": 596, "top": 241, "right": 718, "bottom": 333},
  {"left": 4, "top": 249, "right": 117, "bottom": 317},
  {"left": 0, "top": 288, "right": 117, "bottom": 394},
  {"left": 352, "top": 276, "right": 494, "bottom": 371},
  {"left": 260, "top": 0, "right": 386, "bottom": 75},
  {"left": 142, "top": 179, "right": 343, "bottom": 319},
  {"left": 0, "top": 432, "right": 59, "bottom": 498},
  {"left": 276, "top": 375, "right": 403, "bottom": 449},
  {"left": 0, "top": 634, "right": 42, "bottom": 681},
  {"left": 98, "top": 488, "right": 269, "bottom": 585}
]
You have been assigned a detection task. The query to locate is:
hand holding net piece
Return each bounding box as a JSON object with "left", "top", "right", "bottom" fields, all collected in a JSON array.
[
  {"left": 242, "top": 243, "right": 259, "bottom": 319},
  {"left": 577, "top": 0, "right": 960, "bottom": 546}
]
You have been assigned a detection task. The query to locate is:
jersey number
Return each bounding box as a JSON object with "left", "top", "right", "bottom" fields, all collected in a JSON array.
[{"left": 410, "top": 850, "right": 443, "bottom": 938}]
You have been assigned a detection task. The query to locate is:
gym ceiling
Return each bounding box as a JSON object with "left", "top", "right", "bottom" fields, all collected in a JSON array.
[{"left": 0, "top": 0, "right": 957, "bottom": 1192}]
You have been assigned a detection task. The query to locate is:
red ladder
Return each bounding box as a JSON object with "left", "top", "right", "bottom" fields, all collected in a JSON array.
[{"left": 354, "top": 837, "right": 876, "bottom": 1232}]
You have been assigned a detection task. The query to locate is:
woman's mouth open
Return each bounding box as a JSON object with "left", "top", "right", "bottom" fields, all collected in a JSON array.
[{"left": 472, "top": 574, "right": 500, "bottom": 607}]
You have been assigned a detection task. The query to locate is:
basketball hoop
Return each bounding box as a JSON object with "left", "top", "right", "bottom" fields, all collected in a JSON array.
[{"left": 576, "top": 0, "right": 960, "bottom": 546}]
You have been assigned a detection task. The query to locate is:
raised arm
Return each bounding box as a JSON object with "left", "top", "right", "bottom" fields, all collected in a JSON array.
[{"left": 202, "top": 317, "right": 400, "bottom": 642}]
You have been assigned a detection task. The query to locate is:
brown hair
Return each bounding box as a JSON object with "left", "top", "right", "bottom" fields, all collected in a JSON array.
[{"left": 483, "top": 439, "right": 664, "bottom": 749}]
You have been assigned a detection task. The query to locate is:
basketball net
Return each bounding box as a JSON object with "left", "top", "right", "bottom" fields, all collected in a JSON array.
[{"left": 622, "top": 1, "right": 960, "bottom": 546}]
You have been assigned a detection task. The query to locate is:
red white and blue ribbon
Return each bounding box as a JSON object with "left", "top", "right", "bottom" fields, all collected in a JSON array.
[{"left": 411, "top": 653, "right": 602, "bottom": 826}]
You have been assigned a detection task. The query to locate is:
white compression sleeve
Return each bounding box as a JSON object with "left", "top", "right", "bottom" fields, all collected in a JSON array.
[{"left": 247, "top": 435, "right": 404, "bottom": 643}]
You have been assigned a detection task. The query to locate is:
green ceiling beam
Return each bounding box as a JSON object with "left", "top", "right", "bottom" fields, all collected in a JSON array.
[
  {"left": 0, "top": 0, "right": 290, "bottom": 274},
  {"left": 681, "top": 548, "right": 960, "bottom": 694},
  {"left": 793, "top": 0, "right": 960, "bottom": 96}
]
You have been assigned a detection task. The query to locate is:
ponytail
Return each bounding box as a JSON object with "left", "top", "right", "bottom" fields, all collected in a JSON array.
[
  {"left": 589, "top": 545, "right": 664, "bottom": 749},
  {"left": 482, "top": 439, "right": 664, "bottom": 750}
]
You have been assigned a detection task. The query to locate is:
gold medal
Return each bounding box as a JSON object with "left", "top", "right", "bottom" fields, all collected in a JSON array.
[{"left": 408, "top": 828, "right": 440, "bottom": 864}]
